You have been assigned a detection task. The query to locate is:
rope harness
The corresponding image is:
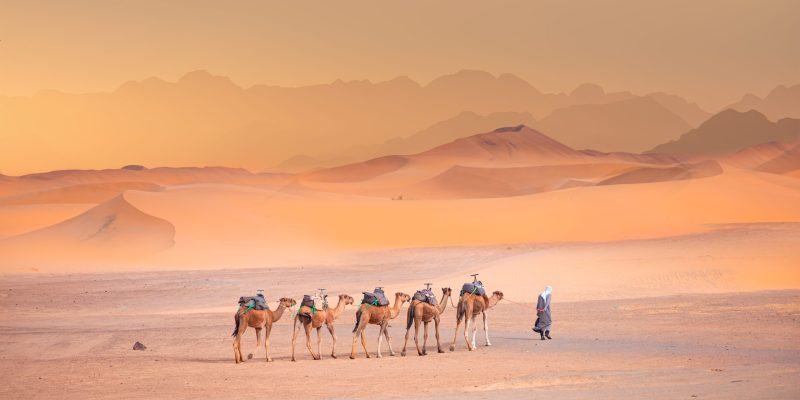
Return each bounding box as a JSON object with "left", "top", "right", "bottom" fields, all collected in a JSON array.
[{"left": 501, "top": 297, "right": 539, "bottom": 311}]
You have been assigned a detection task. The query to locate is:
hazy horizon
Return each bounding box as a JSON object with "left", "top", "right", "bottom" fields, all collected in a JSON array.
[{"left": 2, "top": 0, "right": 799, "bottom": 110}]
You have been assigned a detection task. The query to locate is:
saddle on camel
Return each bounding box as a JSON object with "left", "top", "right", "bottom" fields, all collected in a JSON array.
[
  {"left": 412, "top": 284, "right": 438, "bottom": 305},
  {"left": 298, "top": 289, "right": 328, "bottom": 317},
  {"left": 237, "top": 291, "right": 268, "bottom": 312}
]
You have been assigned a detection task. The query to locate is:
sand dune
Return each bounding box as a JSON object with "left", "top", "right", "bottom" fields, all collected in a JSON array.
[
  {"left": 0, "top": 166, "right": 291, "bottom": 199},
  {"left": 409, "top": 163, "right": 632, "bottom": 198},
  {"left": 1, "top": 124, "right": 798, "bottom": 272},
  {"left": 0, "top": 181, "right": 162, "bottom": 205},
  {"left": 0, "top": 194, "right": 175, "bottom": 269},
  {"left": 0, "top": 203, "right": 94, "bottom": 239},
  {"left": 720, "top": 141, "right": 792, "bottom": 169},
  {"left": 421, "top": 125, "right": 585, "bottom": 163},
  {"left": 756, "top": 142, "right": 800, "bottom": 174},
  {"left": 302, "top": 155, "right": 410, "bottom": 183},
  {"left": 597, "top": 160, "right": 723, "bottom": 186},
  {"left": 2, "top": 166, "right": 794, "bottom": 272}
]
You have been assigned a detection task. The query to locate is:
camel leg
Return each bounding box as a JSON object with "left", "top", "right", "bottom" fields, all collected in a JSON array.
[
  {"left": 315, "top": 327, "right": 322, "bottom": 360},
  {"left": 483, "top": 312, "right": 492, "bottom": 346},
  {"left": 422, "top": 321, "right": 430, "bottom": 355},
  {"left": 233, "top": 334, "right": 242, "bottom": 364},
  {"left": 248, "top": 327, "right": 261, "bottom": 360},
  {"left": 291, "top": 316, "right": 300, "bottom": 362},
  {"left": 361, "top": 330, "right": 370, "bottom": 358},
  {"left": 401, "top": 321, "right": 412, "bottom": 357},
  {"left": 233, "top": 316, "right": 247, "bottom": 363},
  {"left": 350, "top": 325, "right": 360, "bottom": 359},
  {"left": 434, "top": 315, "right": 444, "bottom": 353},
  {"left": 327, "top": 322, "right": 338, "bottom": 359},
  {"left": 383, "top": 322, "right": 396, "bottom": 356},
  {"left": 413, "top": 317, "right": 422, "bottom": 356},
  {"left": 450, "top": 314, "right": 462, "bottom": 352},
  {"left": 464, "top": 314, "right": 473, "bottom": 351},
  {"left": 471, "top": 316, "right": 479, "bottom": 349},
  {"left": 376, "top": 323, "right": 385, "bottom": 358},
  {"left": 304, "top": 322, "right": 316, "bottom": 360},
  {"left": 264, "top": 324, "right": 273, "bottom": 362}
]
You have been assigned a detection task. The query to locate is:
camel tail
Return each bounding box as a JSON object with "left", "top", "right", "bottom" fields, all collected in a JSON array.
[
  {"left": 456, "top": 300, "right": 465, "bottom": 322},
  {"left": 352, "top": 309, "right": 362, "bottom": 333},
  {"left": 231, "top": 312, "right": 241, "bottom": 337},
  {"left": 406, "top": 305, "right": 415, "bottom": 330}
]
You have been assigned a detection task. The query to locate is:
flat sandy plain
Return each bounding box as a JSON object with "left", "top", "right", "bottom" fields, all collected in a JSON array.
[{"left": 1, "top": 241, "right": 798, "bottom": 399}]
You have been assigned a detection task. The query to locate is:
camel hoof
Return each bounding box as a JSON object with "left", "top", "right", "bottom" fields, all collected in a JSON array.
[
  {"left": 349, "top": 355, "right": 356, "bottom": 360},
  {"left": 485, "top": 343, "right": 492, "bottom": 347},
  {"left": 266, "top": 358, "right": 273, "bottom": 362},
  {"left": 330, "top": 354, "right": 337, "bottom": 359},
  {"left": 247, "top": 353, "right": 253, "bottom": 360},
  {"left": 390, "top": 352, "right": 396, "bottom": 357},
  {"left": 438, "top": 349, "right": 445, "bottom": 353},
  {"left": 449, "top": 345, "right": 455, "bottom": 352},
  {"left": 400, "top": 351, "right": 406, "bottom": 357},
  {"left": 291, "top": 358, "right": 296, "bottom": 362}
]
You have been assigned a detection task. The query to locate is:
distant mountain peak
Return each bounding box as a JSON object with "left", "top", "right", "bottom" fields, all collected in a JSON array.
[
  {"left": 648, "top": 109, "right": 800, "bottom": 156},
  {"left": 570, "top": 83, "right": 605, "bottom": 97},
  {"left": 493, "top": 125, "right": 527, "bottom": 133},
  {"left": 177, "top": 70, "right": 241, "bottom": 90}
]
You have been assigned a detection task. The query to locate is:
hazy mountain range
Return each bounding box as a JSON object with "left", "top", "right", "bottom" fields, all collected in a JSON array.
[{"left": 1, "top": 70, "right": 797, "bottom": 175}]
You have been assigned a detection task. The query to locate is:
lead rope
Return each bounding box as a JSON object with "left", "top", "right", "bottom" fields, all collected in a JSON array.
[{"left": 501, "top": 298, "right": 539, "bottom": 311}]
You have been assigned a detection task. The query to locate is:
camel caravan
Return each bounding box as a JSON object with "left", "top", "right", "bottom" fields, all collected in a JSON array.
[{"left": 231, "top": 275, "right": 503, "bottom": 363}]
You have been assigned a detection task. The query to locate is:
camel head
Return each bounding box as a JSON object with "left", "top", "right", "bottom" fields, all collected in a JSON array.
[
  {"left": 395, "top": 292, "right": 411, "bottom": 304},
  {"left": 491, "top": 291, "right": 504, "bottom": 300},
  {"left": 339, "top": 294, "right": 355, "bottom": 305},
  {"left": 441, "top": 287, "right": 452, "bottom": 297},
  {"left": 278, "top": 297, "right": 297, "bottom": 307}
]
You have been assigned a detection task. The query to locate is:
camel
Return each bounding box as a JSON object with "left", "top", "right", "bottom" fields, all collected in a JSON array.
[
  {"left": 449, "top": 290, "right": 504, "bottom": 352},
  {"left": 401, "top": 287, "right": 452, "bottom": 356},
  {"left": 349, "top": 292, "right": 410, "bottom": 359},
  {"left": 291, "top": 294, "right": 355, "bottom": 361},
  {"left": 231, "top": 297, "right": 297, "bottom": 364}
]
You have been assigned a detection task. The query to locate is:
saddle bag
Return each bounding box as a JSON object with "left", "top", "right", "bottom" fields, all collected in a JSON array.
[
  {"left": 373, "top": 287, "right": 390, "bottom": 306},
  {"left": 361, "top": 288, "right": 390, "bottom": 306},
  {"left": 413, "top": 289, "right": 438, "bottom": 305},
  {"left": 301, "top": 295, "right": 315, "bottom": 309},
  {"left": 460, "top": 282, "right": 486, "bottom": 296},
  {"left": 238, "top": 294, "right": 268, "bottom": 310}
]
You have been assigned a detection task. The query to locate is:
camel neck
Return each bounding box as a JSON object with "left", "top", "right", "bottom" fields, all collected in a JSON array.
[
  {"left": 486, "top": 296, "right": 500, "bottom": 309},
  {"left": 330, "top": 298, "right": 347, "bottom": 319},
  {"left": 436, "top": 292, "right": 450, "bottom": 314},
  {"left": 389, "top": 296, "right": 403, "bottom": 318},
  {"left": 271, "top": 304, "right": 287, "bottom": 321}
]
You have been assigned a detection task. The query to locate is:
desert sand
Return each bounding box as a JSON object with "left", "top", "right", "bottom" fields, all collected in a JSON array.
[
  {"left": 1, "top": 256, "right": 798, "bottom": 399},
  {"left": 1, "top": 124, "right": 799, "bottom": 399}
]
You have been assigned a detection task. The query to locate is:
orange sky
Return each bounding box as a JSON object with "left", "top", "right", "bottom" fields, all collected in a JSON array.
[{"left": 1, "top": 0, "right": 798, "bottom": 110}]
